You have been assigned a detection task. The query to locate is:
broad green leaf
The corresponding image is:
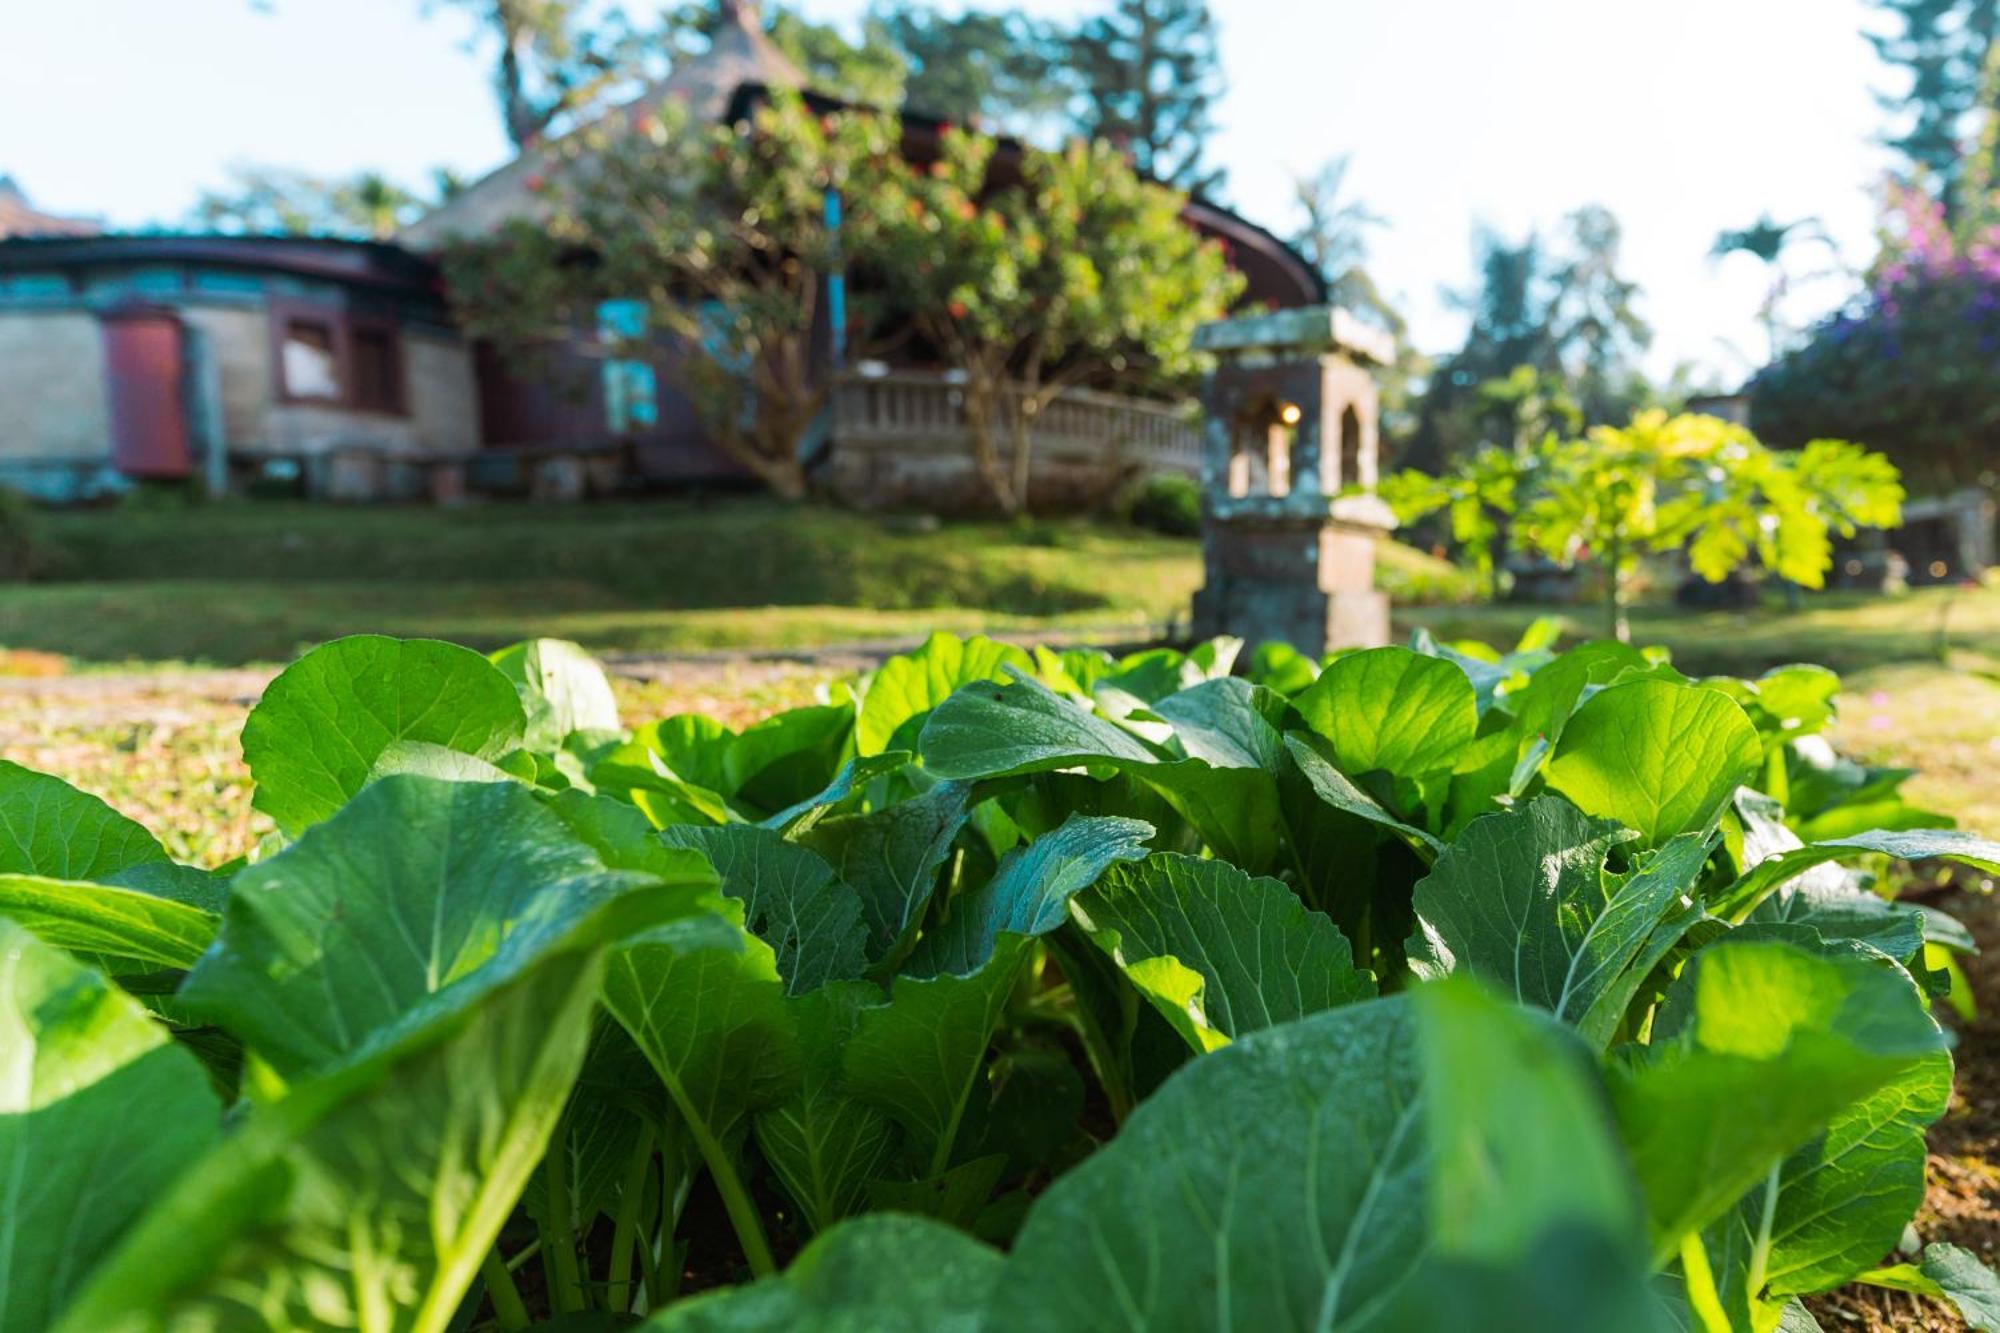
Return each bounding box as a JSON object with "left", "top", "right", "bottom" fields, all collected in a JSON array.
[
  {"left": 904, "top": 813, "right": 1152, "bottom": 977},
  {"left": 1609, "top": 937, "right": 1948, "bottom": 1262},
  {"left": 843, "top": 935, "right": 1029, "bottom": 1172},
  {"left": 242, "top": 635, "right": 527, "bottom": 836},
  {"left": 0, "top": 923, "right": 221, "bottom": 1332},
  {"left": 490, "top": 636, "right": 620, "bottom": 748},
  {"left": 1413, "top": 978, "right": 1644, "bottom": 1265},
  {"left": 367, "top": 738, "right": 519, "bottom": 787},
  {"left": 798, "top": 780, "right": 971, "bottom": 957},
  {"left": 1294, "top": 646, "right": 1478, "bottom": 779},
  {"left": 1737, "top": 664, "right": 1842, "bottom": 740},
  {"left": 0, "top": 761, "right": 219, "bottom": 909},
  {"left": 753, "top": 981, "right": 892, "bottom": 1235},
  {"left": 1545, "top": 679, "right": 1762, "bottom": 847},
  {"left": 57, "top": 941, "right": 602, "bottom": 1333},
  {"left": 602, "top": 907, "right": 801, "bottom": 1187},
  {"left": 858, "top": 632, "right": 1033, "bottom": 757},
  {"left": 1283, "top": 733, "right": 1444, "bottom": 857},
  {"left": 1407, "top": 797, "right": 1710, "bottom": 1048},
  {"left": 1245, "top": 639, "right": 1320, "bottom": 696},
  {"left": 1712, "top": 826, "right": 2000, "bottom": 921},
  {"left": 1734, "top": 1050, "right": 1950, "bottom": 1304},
  {"left": 642, "top": 1213, "right": 1001, "bottom": 1333},
  {"left": 181, "top": 776, "right": 706, "bottom": 1077},
  {"left": 1071, "top": 852, "right": 1374, "bottom": 1050},
  {"left": 758, "top": 752, "right": 910, "bottom": 834},
  {"left": 663, "top": 824, "right": 869, "bottom": 994},
  {"left": 1408, "top": 626, "right": 1527, "bottom": 715},
  {"left": 1137, "top": 758, "right": 1286, "bottom": 874},
  {"left": 994, "top": 985, "right": 1656, "bottom": 1332},
  {"left": 1151, "top": 676, "right": 1287, "bottom": 770},
  {"left": 919, "top": 669, "right": 1159, "bottom": 779},
  {"left": 543, "top": 787, "right": 697, "bottom": 876},
  {"left": 593, "top": 714, "right": 737, "bottom": 825},
  {"left": 862, "top": 1151, "right": 1009, "bottom": 1228},
  {"left": 1688, "top": 925, "right": 1952, "bottom": 1322},
  {"left": 0, "top": 873, "right": 215, "bottom": 972},
  {"left": 1507, "top": 639, "right": 1650, "bottom": 752},
  {"left": 1881, "top": 1244, "right": 2000, "bottom": 1330},
  {"left": 724, "top": 703, "right": 854, "bottom": 815},
  {"left": 920, "top": 671, "right": 1280, "bottom": 870}
]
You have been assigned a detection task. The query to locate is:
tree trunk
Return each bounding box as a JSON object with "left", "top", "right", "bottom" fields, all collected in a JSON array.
[
  {"left": 963, "top": 376, "right": 1022, "bottom": 516},
  {"left": 1606, "top": 534, "right": 1630, "bottom": 643},
  {"left": 1007, "top": 392, "right": 1037, "bottom": 521}
]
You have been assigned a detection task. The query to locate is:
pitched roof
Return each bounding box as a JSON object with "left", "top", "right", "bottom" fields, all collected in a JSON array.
[
  {"left": 399, "top": 0, "right": 804, "bottom": 249},
  {"left": 0, "top": 176, "right": 102, "bottom": 239}
]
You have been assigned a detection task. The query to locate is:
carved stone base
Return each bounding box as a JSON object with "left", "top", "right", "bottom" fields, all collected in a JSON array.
[{"left": 1192, "top": 515, "right": 1390, "bottom": 656}]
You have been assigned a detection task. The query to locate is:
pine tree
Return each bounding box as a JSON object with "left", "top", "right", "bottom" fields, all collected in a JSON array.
[
  {"left": 1865, "top": 0, "right": 2000, "bottom": 204},
  {"left": 1066, "top": 0, "right": 1226, "bottom": 196}
]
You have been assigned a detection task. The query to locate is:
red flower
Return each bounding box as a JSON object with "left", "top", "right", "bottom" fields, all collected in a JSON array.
[{"left": 948, "top": 299, "right": 969, "bottom": 319}]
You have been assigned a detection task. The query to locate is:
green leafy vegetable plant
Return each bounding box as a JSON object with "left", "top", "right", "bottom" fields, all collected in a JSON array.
[{"left": 5, "top": 628, "right": 1996, "bottom": 1331}]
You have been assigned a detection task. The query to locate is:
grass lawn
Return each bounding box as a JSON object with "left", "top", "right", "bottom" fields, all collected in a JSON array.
[
  {"left": 4, "top": 496, "right": 1477, "bottom": 665},
  {"left": 1403, "top": 585, "right": 2000, "bottom": 834}
]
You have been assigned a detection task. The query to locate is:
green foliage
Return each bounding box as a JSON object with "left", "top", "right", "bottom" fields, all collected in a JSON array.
[
  {"left": 445, "top": 95, "right": 904, "bottom": 499},
  {"left": 1406, "top": 211, "right": 1653, "bottom": 471},
  {"left": 872, "top": 2, "right": 1070, "bottom": 131},
  {"left": 188, "top": 164, "right": 434, "bottom": 239},
  {"left": 876, "top": 127, "right": 1242, "bottom": 514},
  {"left": 1122, "top": 471, "right": 1202, "bottom": 536},
  {"left": 1065, "top": 0, "right": 1227, "bottom": 194},
  {"left": 1389, "top": 409, "right": 1906, "bottom": 639},
  {"left": 5, "top": 626, "right": 1997, "bottom": 1329}
]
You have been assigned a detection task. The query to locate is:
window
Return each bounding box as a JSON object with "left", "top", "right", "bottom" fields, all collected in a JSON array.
[
  {"left": 281, "top": 318, "right": 342, "bottom": 401},
  {"left": 350, "top": 325, "right": 402, "bottom": 413},
  {"left": 598, "top": 299, "right": 657, "bottom": 433},
  {"left": 270, "top": 304, "right": 408, "bottom": 415}
]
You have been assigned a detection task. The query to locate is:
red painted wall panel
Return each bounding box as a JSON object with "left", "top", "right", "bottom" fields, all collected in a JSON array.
[{"left": 100, "top": 307, "right": 193, "bottom": 479}]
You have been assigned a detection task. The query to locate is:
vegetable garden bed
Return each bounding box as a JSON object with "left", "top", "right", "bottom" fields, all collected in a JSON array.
[{"left": 5, "top": 626, "right": 1999, "bottom": 1330}]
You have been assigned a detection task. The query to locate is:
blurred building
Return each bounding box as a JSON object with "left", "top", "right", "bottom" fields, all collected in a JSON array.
[{"left": 0, "top": 0, "right": 1321, "bottom": 507}]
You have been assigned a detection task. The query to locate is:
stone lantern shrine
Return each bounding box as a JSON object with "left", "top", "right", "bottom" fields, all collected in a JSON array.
[{"left": 1190, "top": 306, "right": 1397, "bottom": 655}]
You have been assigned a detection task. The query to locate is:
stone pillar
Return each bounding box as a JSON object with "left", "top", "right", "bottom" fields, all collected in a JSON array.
[{"left": 1189, "top": 306, "right": 1396, "bottom": 656}]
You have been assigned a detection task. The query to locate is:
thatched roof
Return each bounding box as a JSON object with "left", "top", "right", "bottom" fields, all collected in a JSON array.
[
  {"left": 0, "top": 177, "right": 102, "bottom": 239},
  {"left": 399, "top": 0, "right": 804, "bottom": 250}
]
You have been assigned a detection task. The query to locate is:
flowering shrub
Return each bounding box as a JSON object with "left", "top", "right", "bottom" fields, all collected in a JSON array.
[{"left": 1753, "top": 184, "right": 2000, "bottom": 491}]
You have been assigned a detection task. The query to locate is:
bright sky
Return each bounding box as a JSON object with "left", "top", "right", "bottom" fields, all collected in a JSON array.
[{"left": 4, "top": 0, "right": 1901, "bottom": 382}]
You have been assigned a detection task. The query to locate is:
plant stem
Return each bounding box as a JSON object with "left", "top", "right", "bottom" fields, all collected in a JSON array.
[
  {"left": 678, "top": 1106, "right": 778, "bottom": 1278},
  {"left": 480, "top": 1249, "right": 531, "bottom": 1332},
  {"left": 542, "top": 1127, "right": 586, "bottom": 1312},
  {"left": 607, "top": 1124, "right": 657, "bottom": 1313},
  {"left": 1606, "top": 532, "right": 1629, "bottom": 643},
  {"left": 1678, "top": 1233, "right": 1733, "bottom": 1333}
]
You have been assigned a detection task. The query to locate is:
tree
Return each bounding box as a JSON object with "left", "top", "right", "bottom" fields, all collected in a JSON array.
[
  {"left": 442, "top": 95, "right": 902, "bottom": 499},
  {"left": 1520, "top": 411, "right": 1903, "bottom": 641},
  {"left": 661, "top": 1, "right": 908, "bottom": 109},
  {"left": 1379, "top": 442, "right": 1542, "bottom": 602},
  {"left": 190, "top": 166, "right": 432, "bottom": 239},
  {"left": 1711, "top": 213, "right": 1843, "bottom": 362},
  {"left": 1405, "top": 210, "right": 1652, "bottom": 472},
  {"left": 1865, "top": 0, "right": 2000, "bottom": 204},
  {"left": 1288, "top": 156, "right": 1398, "bottom": 331},
  {"left": 871, "top": 3, "right": 1069, "bottom": 133},
  {"left": 1750, "top": 181, "right": 2000, "bottom": 492},
  {"left": 1066, "top": 0, "right": 1226, "bottom": 195},
  {"left": 426, "top": 0, "right": 647, "bottom": 148},
  {"left": 876, "top": 131, "right": 1241, "bottom": 515},
  {"left": 1545, "top": 205, "right": 1652, "bottom": 427}
]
